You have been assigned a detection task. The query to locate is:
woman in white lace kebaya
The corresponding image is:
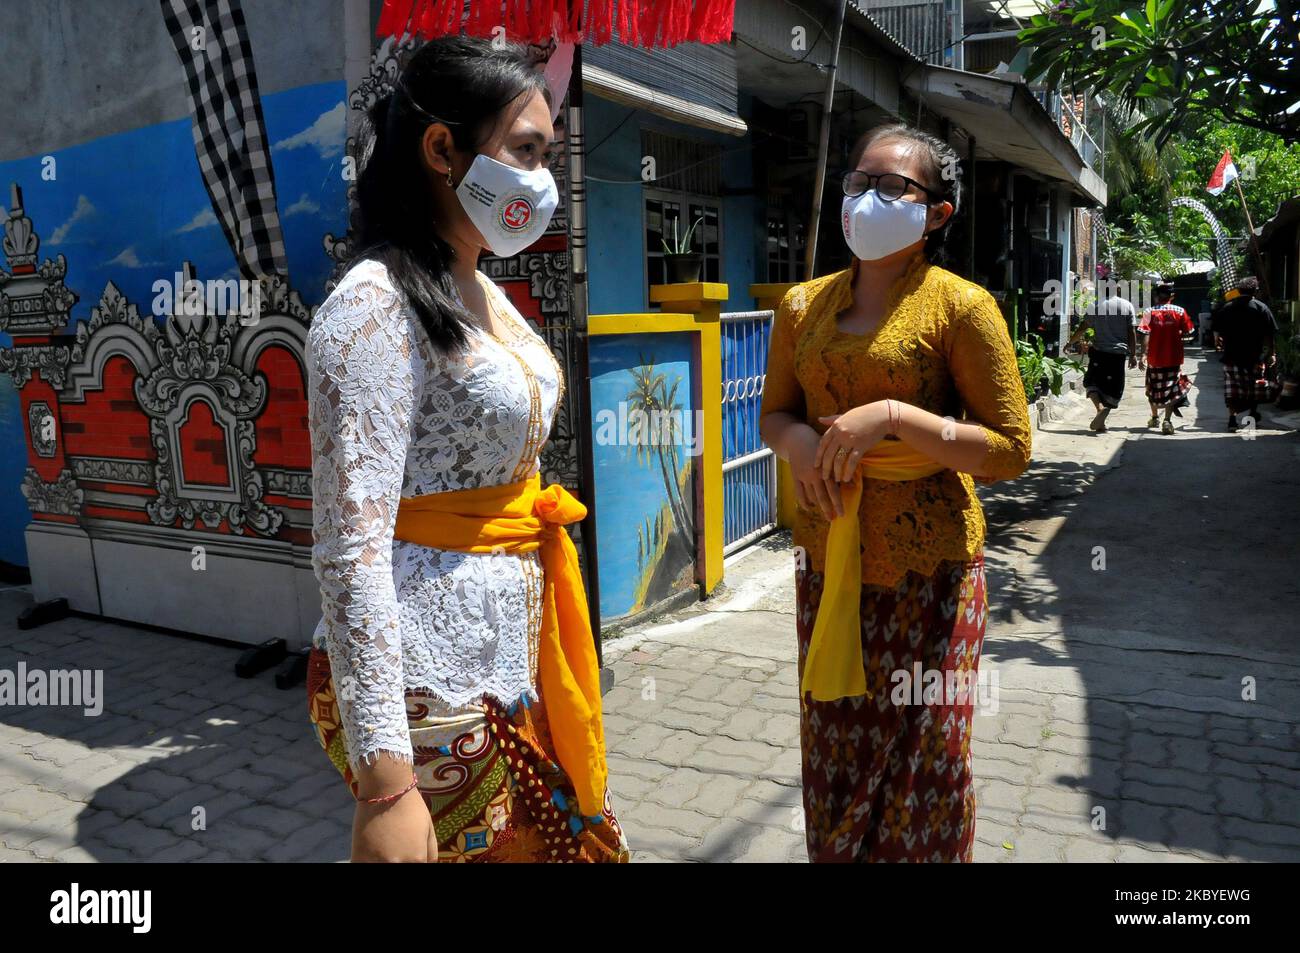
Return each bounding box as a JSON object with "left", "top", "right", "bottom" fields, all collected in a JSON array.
[{"left": 304, "top": 36, "right": 626, "bottom": 863}]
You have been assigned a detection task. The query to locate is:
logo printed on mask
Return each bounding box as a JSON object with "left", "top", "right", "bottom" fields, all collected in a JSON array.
[
  {"left": 501, "top": 196, "right": 533, "bottom": 231},
  {"left": 456, "top": 153, "right": 558, "bottom": 257}
]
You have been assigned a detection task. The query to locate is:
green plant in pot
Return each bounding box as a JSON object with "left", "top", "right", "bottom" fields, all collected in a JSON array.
[
  {"left": 1016, "top": 334, "right": 1083, "bottom": 401},
  {"left": 661, "top": 216, "right": 704, "bottom": 284}
]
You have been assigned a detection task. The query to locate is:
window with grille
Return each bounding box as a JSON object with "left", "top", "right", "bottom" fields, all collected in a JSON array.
[
  {"left": 766, "top": 209, "right": 807, "bottom": 283},
  {"left": 640, "top": 130, "right": 724, "bottom": 301},
  {"left": 640, "top": 129, "right": 722, "bottom": 195},
  {"left": 645, "top": 192, "right": 722, "bottom": 290}
]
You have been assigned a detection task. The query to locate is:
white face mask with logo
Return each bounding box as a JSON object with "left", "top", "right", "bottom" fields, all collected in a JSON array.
[
  {"left": 455, "top": 152, "right": 559, "bottom": 257},
  {"left": 841, "top": 189, "right": 930, "bottom": 262}
]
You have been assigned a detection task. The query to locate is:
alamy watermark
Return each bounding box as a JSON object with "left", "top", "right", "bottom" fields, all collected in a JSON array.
[
  {"left": 890, "top": 662, "right": 1000, "bottom": 715},
  {"left": 594, "top": 401, "right": 704, "bottom": 457},
  {"left": 1044, "top": 276, "right": 1156, "bottom": 318},
  {"left": 151, "top": 271, "right": 262, "bottom": 324},
  {"left": 0, "top": 661, "right": 103, "bottom": 716},
  {"left": 50, "top": 883, "right": 150, "bottom": 933}
]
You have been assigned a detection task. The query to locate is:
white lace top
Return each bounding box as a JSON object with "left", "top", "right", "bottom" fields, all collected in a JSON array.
[{"left": 306, "top": 258, "right": 563, "bottom": 770}]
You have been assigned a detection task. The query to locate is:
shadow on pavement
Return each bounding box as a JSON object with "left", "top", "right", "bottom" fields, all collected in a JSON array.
[
  {"left": 977, "top": 347, "right": 1300, "bottom": 861},
  {"left": 0, "top": 590, "right": 351, "bottom": 862}
]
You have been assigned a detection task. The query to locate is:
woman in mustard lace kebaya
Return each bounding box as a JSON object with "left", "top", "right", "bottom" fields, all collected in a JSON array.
[{"left": 759, "top": 124, "right": 1032, "bottom": 862}]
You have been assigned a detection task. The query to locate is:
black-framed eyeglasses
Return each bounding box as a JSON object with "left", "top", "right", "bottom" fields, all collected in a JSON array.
[{"left": 841, "top": 170, "right": 941, "bottom": 203}]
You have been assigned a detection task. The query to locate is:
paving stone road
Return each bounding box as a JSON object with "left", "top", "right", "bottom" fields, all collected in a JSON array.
[{"left": 2, "top": 348, "right": 1298, "bottom": 862}]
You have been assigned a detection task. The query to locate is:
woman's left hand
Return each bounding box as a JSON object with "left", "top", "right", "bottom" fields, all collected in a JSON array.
[{"left": 815, "top": 402, "right": 891, "bottom": 483}]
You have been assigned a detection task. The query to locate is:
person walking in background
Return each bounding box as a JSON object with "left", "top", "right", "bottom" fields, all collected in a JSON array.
[
  {"left": 1066, "top": 284, "right": 1138, "bottom": 433},
  {"left": 1141, "top": 282, "right": 1195, "bottom": 435},
  {"left": 1213, "top": 276, "right": 1277, "bottom": 431}
]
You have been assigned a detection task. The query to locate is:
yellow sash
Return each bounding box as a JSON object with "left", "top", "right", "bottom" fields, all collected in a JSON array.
[
  {"left": 802, "top": 440, "right": 945, "bottom": 701},
  {"left": 393, "top": 474, "right": 606, "bottom": 817}
]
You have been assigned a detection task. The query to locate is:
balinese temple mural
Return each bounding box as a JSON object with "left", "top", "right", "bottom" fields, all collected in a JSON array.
[{"left": 0, "top": 186, "right": 319, "bottom": 647}]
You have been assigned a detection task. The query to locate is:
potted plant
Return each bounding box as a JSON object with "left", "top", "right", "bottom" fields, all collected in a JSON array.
[
  {"left": 661, "top": 216, "right": 704, "bottom": 284},
  {"left": 1016, "top": 333, "right": 1083, "bottom": 402}
]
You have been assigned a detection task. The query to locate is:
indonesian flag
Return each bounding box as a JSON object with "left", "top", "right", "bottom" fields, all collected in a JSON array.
[{"left": 1206, "top": 150, "right": 1239, "bottom": 196}]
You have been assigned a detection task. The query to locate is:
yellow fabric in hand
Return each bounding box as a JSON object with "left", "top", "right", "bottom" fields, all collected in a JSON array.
[
  {"left": 393, "top": 474, "right": 607, "bottom": 817},
  {"left": 801, "top": 440, "right": 945, "bottom": 702}
]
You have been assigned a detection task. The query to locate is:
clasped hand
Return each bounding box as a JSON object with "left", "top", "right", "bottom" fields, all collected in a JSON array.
[
  {"left": 788, "top": 402, "right": 890, "bottom": 520},
  {"left": 815, "top": 402, "right": 891, "bottom": 483}
]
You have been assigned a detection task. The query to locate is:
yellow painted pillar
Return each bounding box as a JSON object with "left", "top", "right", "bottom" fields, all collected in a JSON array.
[
  {"left": 750, "top": 282, "right": 797, "bottom": 313},
  {"left": 750, "top": 283, "right": 799, "bottom": 530},
  {"left": 649, "top": 282, "right": 728, "bottom": 595}
]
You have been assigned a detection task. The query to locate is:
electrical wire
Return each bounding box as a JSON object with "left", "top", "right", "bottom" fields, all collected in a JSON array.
[
  {"left": 585, "top": 108, "right": 637, "bottom": 159},
  {"left": 734, "top": 34, "right": 830, "bottom": 70}
]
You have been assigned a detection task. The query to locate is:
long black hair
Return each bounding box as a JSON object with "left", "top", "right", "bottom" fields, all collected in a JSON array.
[
  {"left": 346, "top": 35, "right": 549, "bottom": 354},
  {"left": 848, "top": 123, "right": 963, "bottom": 264}
]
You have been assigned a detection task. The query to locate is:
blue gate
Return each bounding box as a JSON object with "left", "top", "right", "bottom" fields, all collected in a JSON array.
[{"left": 720, "top": 310, "right": 777, "bottom": 554}]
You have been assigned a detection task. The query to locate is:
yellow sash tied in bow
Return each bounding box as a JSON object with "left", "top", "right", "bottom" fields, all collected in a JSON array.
[
  {"left": 392, "top": 473, "right": 607, "bottom": 817},
  {"left": 801, "top": 439, "right": 945, "bottom": 702}
]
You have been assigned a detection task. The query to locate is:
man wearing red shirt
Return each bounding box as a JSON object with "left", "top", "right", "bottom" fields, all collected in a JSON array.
[{"left": 1139, "top": 283, "right": 1195, "bottom": 434}]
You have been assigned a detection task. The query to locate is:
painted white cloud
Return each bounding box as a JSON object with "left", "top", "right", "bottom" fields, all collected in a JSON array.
[
  {"left": 284, "top": 193, "right": 320, "bottom": 217},
  {"left": 272, "top": 102, "right": 346, "bottom": 158},
  {"left": 49, "top": 195, "right": 95, "bottom": 246},
  {"left": 176, "top": 206, "right": 219, "bottom": 234},
  {"left": 103, "top": 246, "right": 159, "bottom": 269}
]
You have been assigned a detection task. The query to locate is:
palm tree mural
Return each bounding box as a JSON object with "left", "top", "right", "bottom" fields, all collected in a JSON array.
[{"left": 625, "top": 354, "right": 695, "bottom": 557}]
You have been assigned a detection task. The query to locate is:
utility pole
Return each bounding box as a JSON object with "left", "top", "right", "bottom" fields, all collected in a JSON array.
[{"left": 804, "top": 0, "right": 849, "bottom": 279}]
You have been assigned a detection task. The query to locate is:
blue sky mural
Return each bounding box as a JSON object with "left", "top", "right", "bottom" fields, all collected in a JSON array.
[{"left": 0, "top": 80, "right": 348, "bottom": 320}]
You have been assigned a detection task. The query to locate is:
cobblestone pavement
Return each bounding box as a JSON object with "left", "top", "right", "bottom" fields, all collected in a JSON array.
[{"left": 2, "top": 349, "right": 1298, "bottom": 862}]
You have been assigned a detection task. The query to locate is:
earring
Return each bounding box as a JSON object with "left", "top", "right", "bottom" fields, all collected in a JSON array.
[{"left": 446, "top": 171, "right": 454, "bottom": 188}]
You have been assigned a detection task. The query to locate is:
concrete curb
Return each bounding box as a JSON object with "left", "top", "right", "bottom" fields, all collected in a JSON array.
[{"left": 1032, "top": 371, "right": 1088, "bottom": 429}]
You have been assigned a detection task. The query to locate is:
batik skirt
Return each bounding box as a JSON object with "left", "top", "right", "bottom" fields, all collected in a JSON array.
[
  {"left": 1144, "top": 364, "right": 1186, "bottom": 408},
  {"left": 795, "top": 556, "right": 988, "bottom": 862},
  {"left": 307, "top": 646, "right": 629, "bottom": 863},
  {"left": 1083, "top": 350, "right": 1127, "bottom": 409}
]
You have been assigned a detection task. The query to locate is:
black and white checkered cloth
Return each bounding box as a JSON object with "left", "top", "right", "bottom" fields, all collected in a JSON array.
[
  {"left": 161, "top": 0, "right": 288, "bottom": 280},
  {"left": 1145, "top": 365, "right": 1186, "bottom": 408},
  {"left": 1223, "top": 362, "right": 1267, "bottom": 410}
]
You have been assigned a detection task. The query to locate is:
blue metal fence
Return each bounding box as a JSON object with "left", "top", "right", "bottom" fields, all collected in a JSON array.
[{"left": 720, "top": 310, "right": 777, "bottom": 554}]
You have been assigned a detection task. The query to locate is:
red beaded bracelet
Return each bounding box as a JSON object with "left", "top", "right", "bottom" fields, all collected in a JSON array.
[{"left": 360, "top": 775, "right": 419, "bottom": 805}]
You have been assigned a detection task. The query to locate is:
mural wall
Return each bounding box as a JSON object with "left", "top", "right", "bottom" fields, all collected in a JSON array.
[
  {"left": 588, "top": 332, "right": 698, "bottom": 621},
  {"left": 0, "top": 0, "right": 351, "bottom": 577}
]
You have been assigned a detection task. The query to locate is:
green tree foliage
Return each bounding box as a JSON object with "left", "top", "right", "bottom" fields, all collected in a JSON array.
[
  {"left": 1021, "top": 0, "right": 1300, "bottom": 147},
  {"left": 1170, "top": 118, "right": 1300, "bottom": 238},
  {"left": 1095, "top": 108, "right": 1300, "bottom": 280}
]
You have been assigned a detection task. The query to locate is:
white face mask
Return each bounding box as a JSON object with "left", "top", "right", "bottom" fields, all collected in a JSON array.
[
  {"left": 455, "top": 152, "right": 558, "bottom": 257},
  {"left": 841, "top": 189, "right": 929, "bottom": 262}
]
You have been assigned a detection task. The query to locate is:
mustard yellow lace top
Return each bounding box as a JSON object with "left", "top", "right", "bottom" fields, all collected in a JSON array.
[{"left": 761, "top": 252, "right": 1032, "bottom": 587}]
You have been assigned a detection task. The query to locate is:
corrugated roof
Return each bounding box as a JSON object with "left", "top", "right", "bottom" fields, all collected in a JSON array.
[{"left": 847, "top": 2, "right": 925, "bottom": 63}]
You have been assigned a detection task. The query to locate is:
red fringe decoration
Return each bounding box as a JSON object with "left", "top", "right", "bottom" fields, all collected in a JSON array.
[{"left": 376, "top": 0, "right": 734, "bottom": 47}]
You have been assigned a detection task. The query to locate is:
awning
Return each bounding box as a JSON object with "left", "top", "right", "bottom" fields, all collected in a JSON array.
[
  {"left": 583, "top": 63, "right": 748, "bottom": 136},
  {"left": 903, "top": 65, "right": 1107, "bottom": 207}
]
